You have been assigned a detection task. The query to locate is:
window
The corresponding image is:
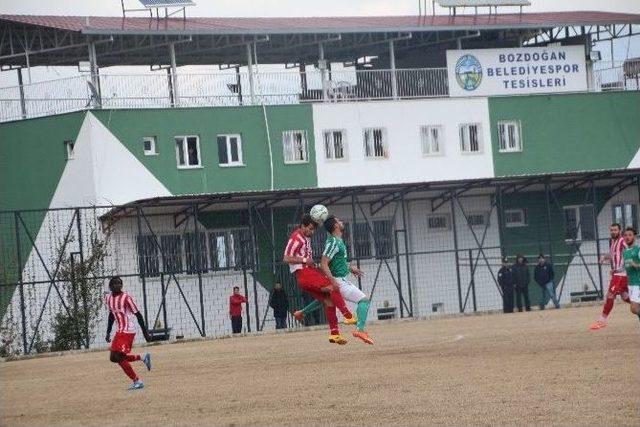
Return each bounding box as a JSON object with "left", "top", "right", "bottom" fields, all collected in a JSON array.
[
  {"left": 363, "top": 128, "right": 388, "bottom": 159},
  {"left": 136, "top": 235, "right": 159, "bottom": 277},
  {"left": 217, "top": 134, "right": 243, "bottom": 166},
  {"left": 64, "top": 140, "right": 75, "bottom": 160},
  {"left": 564, "top": 205, "right": 596, "bottom": 241},
  {"left": 467, "top": 212, "right": 489, "bottom": 227},
  {"left": 613, "top": 203, "right": 638, "bottom": 230},
  {"left": 175, "top": 135, "right": 201, "bottom": 168},
  {"left": 323, "top": 130, "right": 347, "bottom": 160},
  {"left": 498, "top": 121, "right": 522, "bottom": 153},
  {"left": 420, "top": 125, "right": 443, "bottom": 156},
  {"left": 459, "top": 123, "right": 481, "bottom": 153},
  {"left": 209, "top": 228, "right": 253, "bottom": 270},
  {"left": 353, "top": 223, "right": 372, "bottom": 258},
  {"left": 504, "top": 209, "right": 527, "bottom": 228},
  {"left": 428, "top": 214, "right": 451, "bottom": 231},
  {"left": 184, "top": 232, "right": 208, "bottom": 274},
  {"left": 373, "top": 220, "right": 394, "bottom": 259},
  {"left": 160, "top": 235, "right": 183, "bottom": 274},
  {"left": 283, "top": 130, "right": 308, "bottom": 163},
  {"left": 142, "top": 136, "right": 157, "bottom": 156}
]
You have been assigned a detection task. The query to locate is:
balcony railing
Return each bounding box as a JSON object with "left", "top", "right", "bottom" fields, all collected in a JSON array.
[{"left": 0, "top": 63, "right": 637, "bottom": 122}]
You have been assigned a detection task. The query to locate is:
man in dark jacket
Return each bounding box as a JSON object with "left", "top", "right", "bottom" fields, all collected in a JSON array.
[
  {"left": 512, "top": 255, "right": 531, "bottom": 312},
  {"left": 534, "top": 254, "right": 560, "bottom": 310},
  {"left": 497, "top": 257, "right": 515, "bottom": 313},
  {"left": 270, "top": 283, "right": 289, "bottom": 329}
]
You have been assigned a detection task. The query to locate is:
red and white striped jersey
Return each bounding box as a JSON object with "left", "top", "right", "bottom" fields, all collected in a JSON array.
[
  {"left": 284, "top": 229, "right": 312, "bottom": 273},
  {"left": 105, "top": 292, "right": 139, "bottom": 334},
  {"left": 610, "top": 237, "right": 628, "bottom": 276}
]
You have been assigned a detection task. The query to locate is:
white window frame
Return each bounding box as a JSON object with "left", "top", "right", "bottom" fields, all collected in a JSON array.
[
  {"left": 563, "top": 204, "right": 595, "bottom": 242},
  {"left": 282, "top": 130, "right": 309, "bottom": 164},
  {"left": 497, "top": 120, "right": 523, "bottom": 153},
  {"left": 64, "top": 140, "right": 75, "bottom": 160},
  {"left": 467, "top": 211, "right": 490, "bottom": 228},
  {"left": 420, "top": 125, "right": 444, "bottom": 156},
  {"left": 217, "top": 134, "right": 244, "bottom": 167},
  {"left": 612, "top": 203, "right": 638, "bottom": 230},
  {"left": 175, "top": 135, "right": 202, "bottom": 169},
  {"left": 363, "top": 127, "right": 389, "bottom": 159},
  {"left": 142, "top": 136, "right": 157, "bottom": 156},
  {"left": 459, "top": 123, "right": 482, "bottom": 154},
  {"left": 504, "top": 209, "right": 527, "bottom": 228},
  {"left": 323, "top": 129, "right": 348, "bottom": 161},
  {"left": 427, "top": 213, "right": 451, "bottom": 232}
]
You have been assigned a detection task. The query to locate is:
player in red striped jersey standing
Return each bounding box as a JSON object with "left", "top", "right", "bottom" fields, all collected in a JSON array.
[
  {"left": 105, "top": 276, "right": 152, "bottom": 390},
  {"left": 284, "top": 214, "right": 354, "bottom": 345},
  {"left": 590, "top": 223, "right": 631, "bottom": 330}
]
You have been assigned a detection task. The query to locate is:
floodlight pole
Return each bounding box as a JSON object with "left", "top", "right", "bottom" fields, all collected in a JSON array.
[
  {"left": 246, "top": 43, "right": 256, "bottom": 105},
  {"left": 169, "top": 42, "right": 180, "bottom": 107},
  {"left": 389, "top": 40, "right": 398, "bottom": 100},
  {"left": 88, "top": 42, "right": 102, "bottom": 108},
  {"left": 16, "top": 68, "right": 27, "bottom": 119},
  {"left": 319, "top": 43, "right": 328, "bottom": 102}
]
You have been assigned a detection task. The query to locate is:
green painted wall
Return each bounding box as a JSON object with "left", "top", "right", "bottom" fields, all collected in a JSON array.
[
  {"left": 489, "top": 92, "right": 640, "bottom": 177},
  {"left": 500, "top": 188, "right": 610, "bottom": 305},
  {"left": 0, "top": 111, "right": 86, "bottom": 315},
  {"left": 92, "top": 105, "right": 317, "bottom": 195}
]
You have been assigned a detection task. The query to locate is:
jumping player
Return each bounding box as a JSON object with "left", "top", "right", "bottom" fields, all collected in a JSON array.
[
  {"left": 320, "top": 215, "right": 374, "bottom": 345},
  {"left": 105, "top": 276, "right": 152, "bottom": 390},
  {"left": 590, "top": 223, "right": 630, "bottom": 330},
  {"left": 622, "top": 227, "right": 640, "bottom": 325},
  {"left": 283, "top": 214, "right": 353, "bottom": 345}
]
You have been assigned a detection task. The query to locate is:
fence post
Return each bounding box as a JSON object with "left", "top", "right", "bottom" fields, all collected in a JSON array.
[
  {"left": 401, "top": 193, "right": 413, "bottom": 316},
  {"left": 449, "top": 192, "right": 464, "bottom": 313},
  {"left": 193, "top": 204, "right": 206, "bottom": 337},
  {"left": 351, "top": 193, "right": 362, "bottom": 290},
  {"left": 69, "top": 252, "right": 82, "bottom": 350},
  {"left": 14, "top": 212, "right": 28, "bottom": 354},
  {"left": 74, "top": 209, "right": 90, "bottom": 348},
  {"left": 592, "top": 180, "right": 603, "bottom": 297},
  {"left": 468, "top": 249, "right": 477, "bottom": 312},
  {"left": 389, "top": 40, "right": 398, "bottom": 99},
  {"left": 135, "top": 208, "right": 149, "bottom": 325}
]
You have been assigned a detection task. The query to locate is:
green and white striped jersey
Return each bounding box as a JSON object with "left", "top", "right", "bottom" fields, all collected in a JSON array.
[{"left": 323, "top": 235, "right": 350, "bottom": 278}]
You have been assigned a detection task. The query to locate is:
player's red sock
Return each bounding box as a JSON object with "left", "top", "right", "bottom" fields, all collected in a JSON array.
[
  {"left": 330, "top": 290, "right": 353, "bottom": 319},
  {"left": 118, "top": 360, "right": 139, "bottom": 381},
  {"left": 602, "top": 297, "right": 614, "bottom": 318},
  {"left": 125, "top": 354, "right": 141, "bottom": 362},
  {"left": 324, "top": 305, "right": 340, "bottom": 335},
  {"left": 622, "top": 294, "right": 630, "bottom": 303}
]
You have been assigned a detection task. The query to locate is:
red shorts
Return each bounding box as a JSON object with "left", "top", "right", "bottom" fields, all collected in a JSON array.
[
  {"left": 608, "top": 275, "right": 629, "bottom": 296},
  {"left": 295, "top": 267, "right": 332, "bottom": 301},
  {"left": 110, "top": 332, "right": 135, "bottom": 354}
]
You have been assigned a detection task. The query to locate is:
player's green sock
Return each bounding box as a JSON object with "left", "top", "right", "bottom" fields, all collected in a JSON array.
[
  {"left": 301, "top": 299, "right": 322, "bottom": 315},
  {"left": 356, "top": 300, "right": 370, "bottom": 331}
]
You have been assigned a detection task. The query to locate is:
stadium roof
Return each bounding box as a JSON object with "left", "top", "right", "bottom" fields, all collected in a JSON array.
[
  {"left": 2, "top": 11, "right": 639, "bottom": 34},
  {"left": 1, "top": 11, "right": 639, "bottom": 67}
]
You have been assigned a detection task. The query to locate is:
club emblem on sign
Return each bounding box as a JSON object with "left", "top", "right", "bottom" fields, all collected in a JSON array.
[{"left": 455, "top": 54, "right": 483, "bottom": 91}]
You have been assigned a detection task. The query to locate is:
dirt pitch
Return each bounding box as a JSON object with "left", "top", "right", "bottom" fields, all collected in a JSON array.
[{"left": 1, "top": 305, "right": 639, "bottom": 427}]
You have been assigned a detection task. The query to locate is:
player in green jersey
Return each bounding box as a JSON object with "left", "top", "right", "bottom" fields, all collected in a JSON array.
[
  {"left": 294, "top": 215, "right": 374, "bottom": 345},
  {"left": 622, "top": 227, "right": 640, "bottom": 324}
]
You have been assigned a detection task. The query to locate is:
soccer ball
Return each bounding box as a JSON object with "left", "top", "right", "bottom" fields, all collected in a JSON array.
[{"left": 310, "top": 204, "right": 329, "bottom": 223}]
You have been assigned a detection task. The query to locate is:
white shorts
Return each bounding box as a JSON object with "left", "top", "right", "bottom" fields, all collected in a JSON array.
[
  {"left": 336, "top": 277, "right": 366, "bottom": 303},
  {"left": 629, "top": 286, "right": 640, "bottom": 304}
]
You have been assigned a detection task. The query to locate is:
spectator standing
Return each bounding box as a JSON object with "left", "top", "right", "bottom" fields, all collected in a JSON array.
[
  {"left": 270, "top": 283, "right": 289, "bottom": 330},
  {"left": 229, "top": 286, "right": 247, "bottom": 334},
  {"left": 512, "top": 255, "right": 531, "bottom": 312},
  {"left": 497, "top": 257, "right": 515, "bottom": 313},
  {"left": 534, "top": 254, "right": 560, "bottom": 310}
]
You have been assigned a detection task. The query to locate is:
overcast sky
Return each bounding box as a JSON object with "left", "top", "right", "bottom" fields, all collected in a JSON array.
[{"left": 0, "top": 0, "right": 638, "bottom": 86}]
